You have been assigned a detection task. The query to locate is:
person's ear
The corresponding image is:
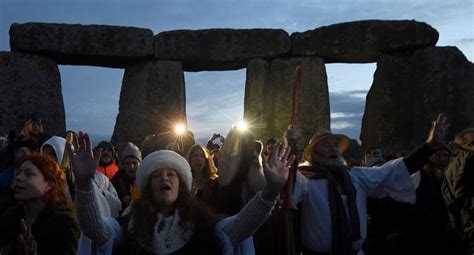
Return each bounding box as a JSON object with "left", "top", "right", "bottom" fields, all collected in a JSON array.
[{"left": 44, "top": 183, "right": 51, "bottom": 193}]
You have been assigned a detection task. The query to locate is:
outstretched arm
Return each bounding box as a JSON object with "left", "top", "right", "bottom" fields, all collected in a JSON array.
[
  {"left": 403, "top": 113, "right": 450, "bottom": 174},
  {"left": 223, "top": 145, "right": 296, "bottom": 246},
  {"left": 67, "top": 132, "right": 113, "bottom": 245}
]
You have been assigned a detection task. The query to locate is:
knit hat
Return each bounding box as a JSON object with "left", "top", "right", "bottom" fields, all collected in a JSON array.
[
  {"left": 96, "top": 141, "right": 114, "bottom": 151},
  {"left": 136, "top": 150, "right": 192, "bottom": 192},
  {"left": 303, "top": 129, "right": 350, "bottom": 162},
  {"left": 121, "top": 142, "right": 142, "bottom": 162}
]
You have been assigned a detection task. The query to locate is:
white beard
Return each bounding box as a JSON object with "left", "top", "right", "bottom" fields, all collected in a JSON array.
[{"left": 312, "top": 153, "right": 348, "bottom": 173}]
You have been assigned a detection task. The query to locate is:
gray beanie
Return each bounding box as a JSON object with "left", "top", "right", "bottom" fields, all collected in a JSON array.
[{"left": 121, "top": 142, "right": 142, "bottom": 162}]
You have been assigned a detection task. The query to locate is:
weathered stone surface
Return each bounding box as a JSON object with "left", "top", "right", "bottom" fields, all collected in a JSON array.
[
  {"left": 292, "top": 20, "right": 439, "bottom": 63},
  {"left": 111, "top": 60, "right": 186, "bottom": 152},
  {"left": 155, "top": 29, "right": 291, "bottom": 71},
  {"left": 10, "top": 22, "right": 154, "bottom": 68},
  {"left": 361, "top": 47, "right": 474, "bottom": 153},
  {"left": 0, "top": 52, "right": 65, "bottom": 135},
  {"left": 244, "top": 57, "right": 330, "bottom": 148}
]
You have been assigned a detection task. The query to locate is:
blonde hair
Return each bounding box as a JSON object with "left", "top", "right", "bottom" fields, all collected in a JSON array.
[
  {"left": 20, "top": 119, "right": 43, "bottom": 138},
  {"left": 454, "top": 128, "right": 474, "bottom": 145}
]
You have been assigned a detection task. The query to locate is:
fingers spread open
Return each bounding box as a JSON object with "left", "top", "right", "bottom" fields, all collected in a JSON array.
[
  {"left": 78, "top": 131, "right": 86, "bottom": 151},
  {"left": 72, "top": 133, "right": 79, "bottom": 151},
  {"left": 94, "top": 148, "right": 103, "bottom": 162},
  {"left": 262, "top": 155, "right": 269, "bottom": 168},
  {"left": 84, "top": 133, "right": 92, "bottom": 154},
  {"left": 287, "top": 154, "right": 296, "bottom": 167},
  {"left": 271, "top": 143, "right": 280, "bottom": 162},
  {"left": 282, "top": 146, "right": 291, "bottom": 161}
]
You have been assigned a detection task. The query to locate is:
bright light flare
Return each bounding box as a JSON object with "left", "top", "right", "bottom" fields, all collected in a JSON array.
[
  {"left": 175, "top": 124, "right": 186, "bottom": 135},
  {"left": 235, "top": 121, "right": 248, "bottom": 132}
]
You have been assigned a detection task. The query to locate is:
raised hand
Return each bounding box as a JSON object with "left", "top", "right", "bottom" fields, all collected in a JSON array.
[
  {"left": 262, "top": 143, "right": 296, "bottom": 201},
  {"left": 18, "top": 219, "right": 37, "bottom": 255},
  {"left": 65, "top": 132, "right": 101, "bottom": 190},
  {"left": 427, "top": 113, "right": 450, "bottom": 147},
  {"left": 285, "top": 124, "right": 302, "bottom": 141}
]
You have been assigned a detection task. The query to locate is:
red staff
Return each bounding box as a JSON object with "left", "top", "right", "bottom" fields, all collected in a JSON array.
[
  {"left": 281, "top": 65, "right": 302, "bottom": 211},
  {"left": 290, "top": 65, "right": 302, "bottom": 127}
]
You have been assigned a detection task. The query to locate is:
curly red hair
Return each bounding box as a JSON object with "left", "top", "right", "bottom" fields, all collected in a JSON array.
[{"left": 16, "top": 153, "right": 69, "bottom": 208}]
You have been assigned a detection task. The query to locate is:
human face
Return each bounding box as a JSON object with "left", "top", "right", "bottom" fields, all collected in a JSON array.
[
  {"left": 190, "top": 149, "right": 206, "bottom": 175},
  {"left": 100, "top": 148, "right": 113, "bottom": 165},
  {"left": 431, "top": 149, "right": 450, "bottom": 169},
  {"left": 42, "top": 145, "right": 57, "bottom": 161},
  {"left": 150, "top": 168, "right": 180, "bottom": 207},
  {"left": 122, "top": 157, "right": 140, "bottom": 177},
  {"left": 311, "top": 135, "right": 347, "bottom": 172},
  {"left": 14, "top": 147, "right": 30, "bottom": 160},
  {"left": 31, "top": 121, "right": 42, "bottom": 136},
  {"left": 370, "top": 149, "right": 382, "bottom": 159},
  {"left": 12, "top": 161, "right": 50, "bottom": 202}
]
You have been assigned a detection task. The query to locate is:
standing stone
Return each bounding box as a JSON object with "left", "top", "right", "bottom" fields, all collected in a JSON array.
[
  {"left": 111, "top": 60, "right": 186, "bottom": 152},
  {"left": 10, "top": 22, "right": 154, "bottom": 68},
  {"left": 361, "top": 46, "right": 474, "bottom": 153},
  {"left": 244, "top": 57, "right": 330, "bottom": 148},
  {"left": 291, "top": 20, "right": 439, "bottom": 63},
  {"left": 0, "top": 52, "right": 65, "bottom": 136},
  {"left": 155, "top": 29, "right": 291, "bottom": 71}
]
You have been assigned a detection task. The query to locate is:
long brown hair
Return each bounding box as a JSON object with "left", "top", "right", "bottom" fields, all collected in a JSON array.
[
  {"left": 129, "top": 174, "right": 222, "bottom": 249},
  {"left": 186, "top": 144, "right": 218, "bottom": 180},
  {"left": 15, "top": 153, "right": 69, "bottom": 208}
]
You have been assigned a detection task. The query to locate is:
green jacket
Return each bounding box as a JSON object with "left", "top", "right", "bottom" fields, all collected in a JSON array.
[
  {"left": 444, "top": 150, "right": 474, "bottom": 253},
  {"left": 0, "top": 205, "right": 80, "bottom": 255}
]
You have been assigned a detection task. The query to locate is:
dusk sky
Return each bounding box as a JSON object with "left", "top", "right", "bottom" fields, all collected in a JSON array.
[{"left": 1, "top": 0, "right": 472, "bottom": 144}]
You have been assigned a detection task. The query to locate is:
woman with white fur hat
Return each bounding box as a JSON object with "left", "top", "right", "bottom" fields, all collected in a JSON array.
[{"left": 69, "top": 131, "right": 295, "bottom": 254}]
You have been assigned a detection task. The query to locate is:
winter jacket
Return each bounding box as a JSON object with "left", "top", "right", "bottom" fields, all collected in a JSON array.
[
  {"left": 111, "top": 169, "right": 134, "bottom": 209},
  {"left": 443, "top": 150, "right": 474, "bottom": 253},
  {"left": 0, "top": 205, "right": 80, "bottom": 255},
  {"left": 98, "top": 162, "right": 119, "bottom": 180}
]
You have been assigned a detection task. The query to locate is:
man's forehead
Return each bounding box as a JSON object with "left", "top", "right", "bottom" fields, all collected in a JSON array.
[{"left": 314, "top": 135, "right": 338, "bottom": 148}]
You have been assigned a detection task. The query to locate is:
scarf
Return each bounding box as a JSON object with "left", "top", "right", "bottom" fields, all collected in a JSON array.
[
  {"left": 300, "top": 165, "right": 361, "bottom": 255},
  {"left": 129, "top": 209, "right": 194, "bottom": 254}
]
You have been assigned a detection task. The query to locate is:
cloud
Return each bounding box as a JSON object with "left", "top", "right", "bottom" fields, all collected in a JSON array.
[
  {"left": 331, "top": 112, "right": 364, "bottom": 119},
  {"left": 328, "top": 90, "right": 368, "bottom": 139},
  {"left": 455, "top": 38, "right": 474, "bottom": 44},
  {"left": 332, "top": 121, "right": 355, "bottom": 130}
]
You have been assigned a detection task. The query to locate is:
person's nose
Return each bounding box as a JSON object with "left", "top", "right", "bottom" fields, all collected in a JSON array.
[{"left": 13, "top": 172, "right": 23, "bottom": 184}]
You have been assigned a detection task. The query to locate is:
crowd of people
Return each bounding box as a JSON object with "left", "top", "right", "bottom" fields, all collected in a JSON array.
[{"left": 0, "top": 113, "right": 472, "bottom": 255}]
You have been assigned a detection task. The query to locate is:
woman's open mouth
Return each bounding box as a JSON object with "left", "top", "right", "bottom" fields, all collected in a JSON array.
[
  {"left": 160, "top": 185, "right": 171, "bottom": 191},
  {"left": 13, "top": 185, "right": 25, "bottom": 192}
]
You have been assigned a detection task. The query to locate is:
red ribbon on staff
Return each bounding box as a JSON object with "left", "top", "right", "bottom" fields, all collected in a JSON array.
[{"left": 290, "top": 66, "right": 302, "bottom": 127}]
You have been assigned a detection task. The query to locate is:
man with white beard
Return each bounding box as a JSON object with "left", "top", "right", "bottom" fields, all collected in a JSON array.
[{"left": 287, "top": 113, "right": 449, "bottom": 255}]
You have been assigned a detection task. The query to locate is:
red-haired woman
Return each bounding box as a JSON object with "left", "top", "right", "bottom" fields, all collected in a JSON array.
[
  {"left": 0, "top": 154, "right": 80, "bottom": 255},
  {"left": 186, "top": 144, "right": 219, "bottom": 210}
]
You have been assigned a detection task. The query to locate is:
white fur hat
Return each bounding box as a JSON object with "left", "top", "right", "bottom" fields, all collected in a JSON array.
[{"left": 136, "top": 150, "right": 192, "bottom": 192}]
